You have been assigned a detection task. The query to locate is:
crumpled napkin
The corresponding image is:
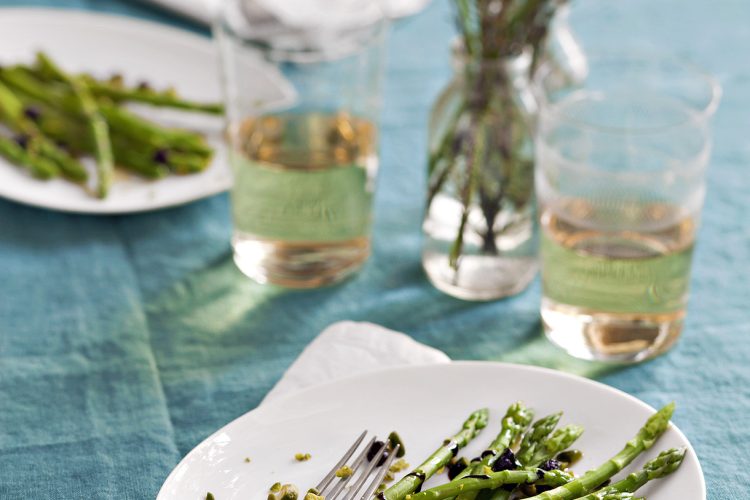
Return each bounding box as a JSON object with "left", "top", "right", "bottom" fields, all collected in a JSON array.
[{"left": 262, "top": 321, "right": 451, "bottom": 405}]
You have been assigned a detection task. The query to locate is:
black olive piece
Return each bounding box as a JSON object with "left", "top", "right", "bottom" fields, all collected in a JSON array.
[
  {"left": 539, "top": 459, "right": 561, "bottom": 471},
  {"left": 23, "top": 106, "right": 42, "bottom": 122},
  {"left": 447, "top": 457, "right": 469, "bottom": 480},
  {"left": 367, "top": 440, "right": 385, "bottom": 462},
  {"left": 492, "top": 448, "right": 520, "bottom": 472},
  {"left": 153, "top": 148, "right": 170, "bottom": 164},
  {"left": 13, "top": 134, "right": 30, "bottom": 150}
]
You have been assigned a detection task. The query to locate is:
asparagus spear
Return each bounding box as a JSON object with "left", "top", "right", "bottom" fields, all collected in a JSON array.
[
  {"left": 485, "top": 420, "right": 584, "bottom": 500},
  {"left": 575, "top": 448, "right": 687, "bottom": 500},
  {"left": 522, "top": 403, "right": 675, "bottom": 500},
  {"left": 98, "top": 101, "right": 213, "bottom": 156},
  {"left": 0, "top": 81, "right": 87, "bottom": 181},
  {"left": 83, "top": 77, "right": 224, "bottom": 114},
  {"left": 454, "top": 403, "right": 534, "bottom": 500},
  {"left": 35, "top": 53, "right": 113, "bottom": 198},
  {"left": 32, "top": 56, "right": 222, "bottom": 114},
  {"left": 485, "top": 402, "right": 535, "bottom": 460},
  {"left": 449, "top": 403, "right": 535, "bottom": 500},
  {"left": 516, "top": 413, "right": 563, "bottom": 465},
  {"left": 577, "top": 495, "right": 641, "bottom": 500},
  {"left": 380, "top": 409, "right": 489, "bottom": 500},
  {"left": 407, "top": 468, "right": 572, "bottom": 500},
  {"left": 0, "top": 135, "right": 59, "bottom": 179},
  {"left": 457, "top": 402, "right": 534, "bottom": 479},
  {"left": 528, "top": 424, "right": 585, "bottom": 467},
  {"left": 74, "top": 80, "right": 113, "bottom": 197}
]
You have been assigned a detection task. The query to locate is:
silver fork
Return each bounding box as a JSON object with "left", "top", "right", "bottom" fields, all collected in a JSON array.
[{"left": 314, "top": 431, "right": 400, "bottom": 500}]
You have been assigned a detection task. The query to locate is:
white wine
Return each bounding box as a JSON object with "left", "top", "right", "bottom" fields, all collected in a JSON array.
[
  {"left": 230, "top": 112, "right": 378, "bottom": 287},
  {"left": 540, "top": 199, "right": 696, "bottom": 361}
]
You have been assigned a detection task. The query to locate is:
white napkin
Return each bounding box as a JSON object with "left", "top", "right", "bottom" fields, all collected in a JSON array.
[
  {"left": 139, "top": 0, "right": 432, "bottom": 24},
  {"left": 262, "top": 321, "right": 451, "bottom": 405}
]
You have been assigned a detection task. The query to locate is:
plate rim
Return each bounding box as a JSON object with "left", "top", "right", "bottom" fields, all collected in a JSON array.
[
  {"left": 0, "top": 7, "right": 231, "bottom": 215},
  {"left": 158, "top": 360, "right": 706, "bottom": 499},
  {"left": 0, "top": 6, "right": 212, "bottom": 44}
]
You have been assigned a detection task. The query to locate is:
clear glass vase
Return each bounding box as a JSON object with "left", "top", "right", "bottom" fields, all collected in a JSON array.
[{"left": 422, "top": 48, "right": 539, "bottom": 301}]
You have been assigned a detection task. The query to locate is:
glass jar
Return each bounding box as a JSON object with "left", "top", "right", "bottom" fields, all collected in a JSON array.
[
  {"left": 422, "top": 47, "right": 538, "bottom": 301},
  {"left": 215, "top": 0, "right": 387, "bottom": 288}
]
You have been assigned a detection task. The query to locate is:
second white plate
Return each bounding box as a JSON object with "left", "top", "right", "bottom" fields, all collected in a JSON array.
[
  {"left": 158, "top": 362, "right": 705, "bottom": 500},
  {"left": 0, "top": 9, "right": 232, "bottom": 214}
]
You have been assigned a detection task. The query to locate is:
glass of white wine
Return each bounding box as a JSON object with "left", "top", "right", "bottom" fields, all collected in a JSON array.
[
  {"left": 534, "top": 54, "right": 721, "bottom": 362},
  {"left": 215, "top": 0, "right": 387, "bottom": 288}
]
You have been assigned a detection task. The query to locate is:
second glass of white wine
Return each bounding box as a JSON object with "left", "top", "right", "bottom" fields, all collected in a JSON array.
[{"left": 534, "top": 54, "right": 721, "bottom": 362}]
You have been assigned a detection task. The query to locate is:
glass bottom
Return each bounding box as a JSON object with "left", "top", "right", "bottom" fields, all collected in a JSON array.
[
  {"left": 232, "top": 232, "right": 370, "bottom": 289},
  {"left": 422, "top": 252, "right": 537, "bottom": 301},
  {"left": 542, "top": 298, "right": 684, "bottom": 363}
]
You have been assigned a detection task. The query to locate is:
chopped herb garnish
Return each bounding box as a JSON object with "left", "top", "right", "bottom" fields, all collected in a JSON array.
[
  {"left": 390, "top": 458, "right": 410, "bottom": 474},
  {"left": 268, "top": 484, "right": 298, "bottom": 500},
  {"left": 335, "top": 465, "right": 354, "bottom": 478}
]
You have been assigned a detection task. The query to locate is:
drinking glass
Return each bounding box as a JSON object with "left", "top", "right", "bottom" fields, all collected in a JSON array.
[
  {"left": 215, "top": 0, "right": 387, "bottom": 288},
  {"left": 534, "top": 54, "right": 721, "bottom": 362}
]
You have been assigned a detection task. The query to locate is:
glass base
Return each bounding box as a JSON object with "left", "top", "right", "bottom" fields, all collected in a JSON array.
[
  {"left": 423, "top": 252, "right": 537, "bottom": 301},
  {"left": 542, "top": 298, "right": 684, "bottom": 363},
  {"left": 232, "top": 232, "right": 370, "bottom": 289}
]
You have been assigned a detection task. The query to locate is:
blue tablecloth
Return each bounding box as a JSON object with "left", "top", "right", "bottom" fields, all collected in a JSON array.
[{"left": 0, "top": 0, "right": 747, "bottom": 498}]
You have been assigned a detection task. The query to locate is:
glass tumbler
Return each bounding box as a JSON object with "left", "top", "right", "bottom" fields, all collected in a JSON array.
[
  {"left": 215, "top": 0, "right": 387, "bottom": 288},
  {"left": 534, "top": 54, "right": 721, "bottom": 362}
]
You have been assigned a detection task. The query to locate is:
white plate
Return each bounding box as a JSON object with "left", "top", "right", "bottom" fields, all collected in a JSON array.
[
  {"left": 0, "top": 9, "right": 231, "bottom": 214},
  {"left": 158, "top": 362, "right": 705, "bottom": 500}
]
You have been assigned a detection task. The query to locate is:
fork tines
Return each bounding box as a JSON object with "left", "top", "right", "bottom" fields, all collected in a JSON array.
[{"left": 315, "top": 431, "right": 400, "bottom": 500}]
